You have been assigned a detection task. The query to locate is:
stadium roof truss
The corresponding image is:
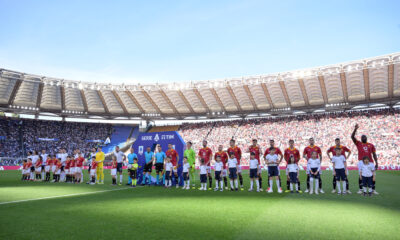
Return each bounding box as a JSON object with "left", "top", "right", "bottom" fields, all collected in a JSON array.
[{"left": 1, "top": 52, "right": 400, "bottom": 120}]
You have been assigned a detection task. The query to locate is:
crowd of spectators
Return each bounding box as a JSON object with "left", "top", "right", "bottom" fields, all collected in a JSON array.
[
  {"left": 178, "top": 108, "right": 400, "bottom": 167},
  {"left": 0, "top": 118, "right": 112, "bottom": 161}
]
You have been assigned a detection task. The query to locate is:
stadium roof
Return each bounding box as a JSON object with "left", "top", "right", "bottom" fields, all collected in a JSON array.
[{"left": 1, "top": 52, "right": 400, "bottom": 120}]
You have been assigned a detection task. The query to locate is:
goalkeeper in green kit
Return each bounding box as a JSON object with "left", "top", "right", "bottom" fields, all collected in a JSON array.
[{"left": 184, "top": 141, "right": 196, "bottom": 189}]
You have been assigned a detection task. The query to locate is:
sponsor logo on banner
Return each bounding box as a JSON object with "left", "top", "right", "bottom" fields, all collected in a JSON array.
[
  {"left": 141, "top": 136, "right": 152, "bottom": 141},
  {"left": 154, "top": 134, "right": 160, "bottom": 142},
  {"left": 138, "top": 146, "right": 144, "bottom": 155}
]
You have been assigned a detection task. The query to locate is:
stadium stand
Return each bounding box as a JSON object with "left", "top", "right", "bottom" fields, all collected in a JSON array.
[
  {"left": 101, "top": 125, "right": 135, "bottom": 153},
  {"left": 148, "top": 125, "right": 180, "bottom": 132}
]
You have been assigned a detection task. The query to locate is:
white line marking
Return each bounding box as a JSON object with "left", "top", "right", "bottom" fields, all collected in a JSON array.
[{"left": 0, "top": 187, "right": 131, "bottom": 205}]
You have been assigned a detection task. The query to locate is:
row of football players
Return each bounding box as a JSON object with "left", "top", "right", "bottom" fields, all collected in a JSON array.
[{"left": 162, "top": 147, "right": 376, "bottom": 196}]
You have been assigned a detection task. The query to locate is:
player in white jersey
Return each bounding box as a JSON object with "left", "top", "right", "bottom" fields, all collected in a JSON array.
[
  {"left": 331, "top": 148, "right": 348, "bottom": 195},
  {"left": 114, "top": 146, "right": 126, "bottom": 185},
  {"left": 286, "top": 155, "right": 300, "bottom": 193},
  {"left": 248, "top": 152, "right": 260, "bottom": 192},
  {"left": 265, "top": 148, "right": 282, "bottom": 193},
  {"left": 359, "top": 156, "right": 376, "bottom": 197},
  {"left": 164, "top": 157, "right": 173, "bottom": 188},
  {"left": 227, "top": 153, "right": 239, "bottom": 191},
  {"left": 40, "top": 149, "right": 48, "bottom": 181},
  {"left": 199, "top": 160, "right": 208, "bottom": 191},
  {"left": 214, "top": 155, "right": 224, "bottom": 191},
  {"left": 307, "top": 152, "right": 321, "bottom": 195},
  {"left": 182, "top": 157, "right": 191, "bottom": 190}
]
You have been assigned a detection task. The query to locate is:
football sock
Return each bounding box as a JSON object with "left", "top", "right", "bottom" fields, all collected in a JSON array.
[
  {"left": 165, "top": 179, "right": 168, "bottom": 187},
  {"left": 343, "top": 181, "right": 346, "bottom": 192},
  {"left": 208, "top": 176, "right": 212, "bottom": 188},
  {"left": 310, "top": 177, "right": 314, "bottom": 190},
  {"left": 224, "top": 177, "right": 228, "bottom": 187},
  {"left": 259, "top": 177, "right": 262, "bottom": 189},
  {"left": 372, "top": 180, "right": 376, "bottom": 190},
  {"left": 239, "top": 174, "right": 243, "bottom": 187},
  {"left": 307, "top": 175, "right": 310, "bottom": 190},
  {"left": 120, "top": 174, "right": 123, "bottom": 183},
  {"left": 250, "top": 180, "right": 254, "bottom": 190},
  {"left": 290, "top": 183, "right": 293, "bottom": 191},
  {"left": 41, "top": 172, "right": 44, "bottom": 180},
  {"left": 220, "top": 180, "right": 223, "bottom": 189},
  {"left": 234, "top": 179, "right": 238, "bottom": 188},
  {"left": 315, "top": 179, "right": 319, "bottom": 192},
  {"left": 295, "top": 183, "right": 298, "bottom": 191},
  {"left": 156, "top": 174, "right": 159, "bottom": 184},
  {"left": 337, "top": 182, "right": 341, "bottom": 192},
  {"left": 333, "top": 176, "right": 337, "bottom": 189},
  {"left": 256, "top": 179, "right": 260, "bottom": 191},
  {"left": 187, "top": 180, "right": 190, "bottom": 187},
  {"left": 363, "top": 187, "right": 367, "bottom": 193},
  {"left": 230, "top": 180, "right": 234, "bottom": 189},
  {"left": 346, "top": 178, "right": 349, "bottom": 190},
  {"left": 142, "top": 174, "right": 146, "bottom": 184},
  {"left": 318, "top": 176, "right": 322, "bottom": 189},
  {"left": 359, "top": 178, "right": 363, "bottom": 190},
  {"left": 269, "top": 180, "right": 273, "bottom": 189},
  {"left": 298, "top": 180, "right": 301, "bottom": 191},
  {"left": 287, "top": 179, "right": 290, "bottom": 190}
]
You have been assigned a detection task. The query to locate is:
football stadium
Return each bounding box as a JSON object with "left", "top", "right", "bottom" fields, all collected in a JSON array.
[{"left": 0, "top": 1, "right": 399, "bottom": 240}]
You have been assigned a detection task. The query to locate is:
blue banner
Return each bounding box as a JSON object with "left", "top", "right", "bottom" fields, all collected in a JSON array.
[
  {"left": 37, "top": 138, "right": 59, "bottom": 141},
  {"left": 86, "top": 140, "right": 103, "bottom": 143},
  {"left": 132, "top": 131, "right": 186, "bottom": 185}
]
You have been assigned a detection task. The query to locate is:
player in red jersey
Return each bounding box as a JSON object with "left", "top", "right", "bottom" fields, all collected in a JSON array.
[
  {"left": 198, "top": 140, "right": 213, "bottom": 190},
  {"left": 284, "top": 139, "right": 301, "bottom": 192},
  {"left": 44, "top": 155, "right": 53, "bottom": 182},
  {"left": 21, "top": 159, "right": 29, "bottom": 180},
  {"left": 75, "top": 153, "right": 85, "bottom": 184},
  {"left": 249, "top": 139, "right": 263, "bottom": 191},
  {"left": 351, "top": 124, "right": 379, "bottom": 194},
  {"left": 303, "top": 138, "right": 323, "bottom": 193},
  {"left": 227, "top": 139, "right": 243, "bottom": 190},
  {"left": 34, "top": 156, "right": 43, "bottom": 181},
  {"left": 214, "top": 145, "right": 228, "bottom": 189},
  {"left": 70, "top": 157, "right": 77, "bottom": 183},
  {"left": 166, "top": 143, "right": 180, "bottom": 188},
  {"left": 263, "top": 140, "right": 283, "bottom": 189},
  {"left": 327, "top": 138, "right": 352, "bottom": 194}
]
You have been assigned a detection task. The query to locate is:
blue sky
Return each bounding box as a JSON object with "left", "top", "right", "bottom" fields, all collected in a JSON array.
[{"left": 0, "top": 0, "right": 399, "bottom": 84}]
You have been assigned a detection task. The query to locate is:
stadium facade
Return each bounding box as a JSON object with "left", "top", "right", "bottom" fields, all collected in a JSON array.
[{"left": 0, "top": 52, "right": 399, "bottom": 121}]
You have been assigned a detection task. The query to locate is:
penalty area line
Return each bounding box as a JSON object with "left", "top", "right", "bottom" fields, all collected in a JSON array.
[{"left": 0, "top": 187, "right": 131, "bottom": 205}]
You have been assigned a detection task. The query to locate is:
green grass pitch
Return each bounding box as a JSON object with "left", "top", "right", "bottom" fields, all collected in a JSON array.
[{"left": 0, "top": 170, "right": 399, "bottom": 240}]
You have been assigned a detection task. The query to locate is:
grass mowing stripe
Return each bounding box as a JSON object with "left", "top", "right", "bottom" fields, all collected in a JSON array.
[{"left": 0, "top": 187, "right": 131, "bottom": 205}]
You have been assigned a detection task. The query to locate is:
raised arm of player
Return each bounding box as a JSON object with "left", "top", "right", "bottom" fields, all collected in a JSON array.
[{"left": 351, "top": 124, "right": 359, "bottom": 144}]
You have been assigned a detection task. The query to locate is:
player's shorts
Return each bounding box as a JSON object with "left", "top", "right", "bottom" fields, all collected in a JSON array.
[
  {"left": 75, "top": 167, "right": 82, "bottom": 175},
  {"left": 215, "top": 171, "right": 222, "bottom": 181},
  {"left": 45, "top": 166, "right": 50, "bottom": 172},
  {"left": 237, "top": 165, "right": 242, "bottom": 173},
  {"left": 229, "top": 168, "right": 237, "bottom": 179},
  {"left": 334, "top": 168, "right": 346, "bottom": 181},
  {"left": 310, "top": 168, "right": 320, "bottom": 178},
  {"left": 70, "top": 167, "right": 76, "bottom": 174},
  {"left": 90, "top": 169, "right": 96, "bottom": 176},
  {"left": 130, "top": 169, "right": 137, "bottom": 179},
  {"left": 35, "top": 167, "right": 42, "bottom": 172},
  {"left": 289, "top": 172, "right": 298, "bottom": 183},
  {"left": 172, "top": 166, "right": 178, "bottom": 174},
  {"left": 268, "top": 166, "right": 279, "bottom": 177},
  {"left": 111, "top": 169, "right": 117, "bottom": 176},
  {"left": 249, "top": 168, "right": 258, "bottom": 178},
  {"left": 362, "top": 176, "right": 373, "bottom": 188},
  {"left": 183, "top": 172, "right": 189, "bottom": 181},
  {"left": 65, "top": 169, "right": 70, "bottom": 174},
  {"left": 200, "top": 174, "right": 207, "bottom": 183},
  {"left": 55, "top": 169, "right": 61, "bottom": 175},
  {"left": 143, "top": 162, "right": 153, "bottom": 173},
  {"left": 22, "top": 169, "right": 27, "bottom": 175},
  {"left": 155, "top": 163, "right": 164, "bottom": 173},
  {"left": 222, "top": 169, "right": 227, "bottom": 177},
  {"left": 51, "top": 166, "right": 56, "bottom": 172},
  {"left": 117, "top": 163, "right": 123, "bottom": 173},
  {"left": 165, "top": 171, "right": 171, "bottom": 180}
]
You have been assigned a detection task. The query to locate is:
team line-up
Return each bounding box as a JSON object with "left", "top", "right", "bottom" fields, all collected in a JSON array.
[{"left": 20, "top": 124, "right": 378, "bottom": 196}]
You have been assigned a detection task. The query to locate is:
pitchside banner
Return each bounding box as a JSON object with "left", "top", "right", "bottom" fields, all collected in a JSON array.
[{"left": 132, "top": 131, "right": 186, "bottom": 185}]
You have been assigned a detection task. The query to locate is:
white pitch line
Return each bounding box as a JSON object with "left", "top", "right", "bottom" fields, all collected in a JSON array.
[{"left": 0, "top": 187, "right": 131, "bottom": 205}]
